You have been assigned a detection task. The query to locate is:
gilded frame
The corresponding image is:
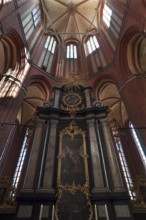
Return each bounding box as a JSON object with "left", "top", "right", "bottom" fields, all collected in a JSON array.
[{"left": 55, "top": 121, "right": 93, "bottom": 220}]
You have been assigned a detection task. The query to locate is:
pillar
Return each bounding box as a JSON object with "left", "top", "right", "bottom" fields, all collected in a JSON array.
[
  {"left": 87, "top": 118, "right": 104, "bottom": 190},
  {"left": 23, "top": 119, "right": 44, "bottom": 191},
  {"left": 100, "top": 118, "right": 124, "bottom": 190}
]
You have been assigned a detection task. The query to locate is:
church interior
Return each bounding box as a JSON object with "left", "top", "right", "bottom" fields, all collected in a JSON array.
[{"left": 0, "top": 0, "right": 146, "bottom": 219}]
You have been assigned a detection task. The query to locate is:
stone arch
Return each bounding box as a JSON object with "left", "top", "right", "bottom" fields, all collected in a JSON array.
[
  {"left": 0, "top": 28, "right": 25, "bottom": 77},
  {"left": 96, "top": 81, "right": 128, "bottom": 127},
  {"left": 16, "top": 78, "right": 50, "bottom": 125},
  {"left": 119, "top": 26, "right": 145, "bottom": 76}
]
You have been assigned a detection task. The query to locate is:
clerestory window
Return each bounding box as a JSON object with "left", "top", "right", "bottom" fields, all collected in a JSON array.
[
  {"left": 103, "top": 4, "right": 112, "bottom": 28},
  {"left": 66, "top": 44, "right": 77, "bottom": 59},
  {"left": 86, "top": 36, "right": 99, "bottom": 54},
  {"left": 32, "top": 5, "right": 41, "bottom": 27},
  {"left": 45, "top": 36, "right": 56, "bottom": 54},
  {"left": 22, "top": 5, "right": 41, "bottom": 40}
]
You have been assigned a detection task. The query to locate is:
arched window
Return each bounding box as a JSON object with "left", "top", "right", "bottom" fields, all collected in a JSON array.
[
  {"left": 129, "top": 122, "right": 146, "bottom": 169},
  {"left": 103, "top": 4, "right": 112, "bottom": 28},
  {"left": 38, "top": 36, "right": 57, "bottom": 72},
  {"left": 86, "top": 36, "right": 99, "bottom": 54},
  {"left": 66, "top": 44, "right": 77, "bottom": 59},
  {"left": 45, "top": 36, "right": 56, "bottom": 54},
  {"left": 22, "top": 5, "right": 41, "bottom": 40},
  {"left": 65, "top": 43, "right": 78, "bottom": 75}
]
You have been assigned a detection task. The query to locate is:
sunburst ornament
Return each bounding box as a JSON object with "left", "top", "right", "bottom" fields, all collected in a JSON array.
[{"left": 62, "top": 72, "right": 85, "bottom": 92}]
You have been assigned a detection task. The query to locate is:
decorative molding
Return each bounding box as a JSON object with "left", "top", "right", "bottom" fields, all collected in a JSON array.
[
  {"left": 55, "top": 121, "right": 93, "bottom": 219},
  {"left": 61, "top": 92, "right": 84, "bottom": 117},
  {"left": 131, "top": 176, "right": 146, "bottom": 209},
  {"left": 0, "top": 176, "right": 16, "bottom": 209},
  {"left": 61, "top": 72, "right": 84, "bottom": 92}
]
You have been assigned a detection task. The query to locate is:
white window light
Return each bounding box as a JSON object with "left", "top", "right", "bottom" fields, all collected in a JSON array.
[
  {"left": 66, "top": 44, "right": 78, "bottom": 59},
  {"left": 87, "top": 40, "right": 92, "bottom": 54},
  {"left": 70, "top": 44, "right": 73, "bottom": 58},
  {"left": 44, "top": 36, "right": 50, "bottom": 49},
  {"left": 66, "top": 45, "right": 70, "bottom": 58},
  {"left": 45, "top": 36, "right": 56, "bottom": 54},
  {"left": 87, "top": 36, "right": 99, "bottom": 54},
  {"left": 103, "top": 4, "right": 112, "bottom": 28},
  {"left": 74, "top": 45, "right": 77, "bottom": 58},
  {"left": 12, "top": 129, "right": 29, "bottom": 191},
  {"left": 93, "top": 36, "right": 99, "bottom": 48},
  {"left": 130, "top": 122, "right": 146, "bottom": 169},
  {"left": 32, "top": 5, "right": 41, "bottom": 27}
]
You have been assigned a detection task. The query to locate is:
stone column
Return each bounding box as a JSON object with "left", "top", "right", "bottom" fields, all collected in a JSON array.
[
  {"left": 95, "top": 120, "right": 109, "bottom": 187},
  {"left": 38, "top": 121, "right": 50, "bottom": 188},
  {"left": 53, "top": 87, "right": 61, "bottom": 108},
  {"left": 43, "top": 119, "right": 59, "bottom": 189},
  {"left": 87, "top": 118, "right": 104, "bottom": 190},
  {"left": 23, "top": 119, "right": 44, "bottom": 191},
  {"left": 84, "top": 87, "right": 92, "bottom": 108},
  {"left": 100, "top": 118, "right": 124, "bottom": 190}
]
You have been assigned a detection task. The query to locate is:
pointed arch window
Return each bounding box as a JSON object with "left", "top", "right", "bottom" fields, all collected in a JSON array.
[
  {"left": 22, "top": 5, "right": 41, "bottom": 40},
  {"left": 66, "top": 44, "right": 77, "bottom": 59},
  {"left": 38, "top": 35, "right": 57, "bottom": 73},
  {"left": 103, "top": 4, "right": 112, "bottom": 28},
  {"left": 129, "top": 122, "right": 146, "bottom": 169},
  {"left": 86, "top": 36, "right": 99, "bottom": 54},
  {"left": 45, "top": 36, "right": 56, "bottom": 54}
]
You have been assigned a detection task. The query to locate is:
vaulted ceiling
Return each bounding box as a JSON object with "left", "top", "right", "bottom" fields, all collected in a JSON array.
[{"left": 41, "top": 0, "right": 101, "bottom": 43}]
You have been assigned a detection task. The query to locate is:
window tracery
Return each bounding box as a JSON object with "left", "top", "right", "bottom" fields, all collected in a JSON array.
[
  {"left": 66, "top": 44, "right": 77, "bottom": 59},
  {"left": 103, "top": 4, "right": 112, "bottom": 28},
  {"left": 22, "top": 5, "right": 41, "bottom": 40},
  {"left": 45, "top": 36, "right": 56, "bottom": 54},
  {"left": 86, "top": 36, "right": 99, "bottom": 54}
]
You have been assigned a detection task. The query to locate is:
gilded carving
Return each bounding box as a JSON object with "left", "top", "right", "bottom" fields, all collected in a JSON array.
[
  {"left": 131, "top": 176, "right": 146, "bottom": 209},
  {"left": 61, "top": 92, "right": 84, "bottom": 117},
  {"left": 55, "top": 121, "right": 93, "bottom": 219},
  {"left": 0, "top": 176, "right": 16, "bottom": 208},
  {"left": 61, "top": 72, "right": 86, "bottom": 92}
]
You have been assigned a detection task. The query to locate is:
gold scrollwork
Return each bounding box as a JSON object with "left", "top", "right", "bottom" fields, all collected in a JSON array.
[
  {"left": 55, "top": 183, "right": 93, "bottom": 220},
  {"left": 131, "top": 176, "right": 146, "bottom": 209},
  {"left": 55, "top": 121, "right": 93, "bottom": 219},
  {"left": 60, "top": 120, "right": 85, "bottom": 138},
  {"left": 0, "top": 176, "right": 16, "bottom": 208},
  {"left": 61, "top": 92, "right": 84, "bottom": 117}
]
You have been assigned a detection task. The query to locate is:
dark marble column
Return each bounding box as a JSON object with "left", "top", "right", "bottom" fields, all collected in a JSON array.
[
  {"left": 87, "top": 118, "right": 104, "bottom": 190},
  {"left": 23, "top": 119, "right": 44, "bottom": 191},
  {"left": 100, "top": 118, "right": 124, "bottom": 190},
  {"left": 84, "top": 87, "right": 92, "bottom": 108},
  {"left": 42, "top": 119, "right": 59, "bottom": 190}
]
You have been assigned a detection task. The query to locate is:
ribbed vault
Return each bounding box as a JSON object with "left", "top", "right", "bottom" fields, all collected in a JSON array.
[
  {"left": 98, "top": 82, "right": 128, "bottom": 127},
  {"left": 41, "top": 0, "right": 104, "bottom": 43}
]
